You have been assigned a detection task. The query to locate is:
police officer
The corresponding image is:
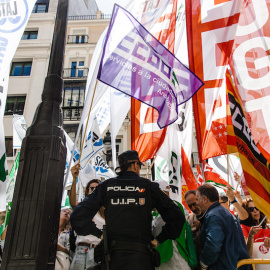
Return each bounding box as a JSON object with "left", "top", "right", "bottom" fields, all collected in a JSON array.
[{"left": 70, "top": 150, "right": 186, "bottom": 270}]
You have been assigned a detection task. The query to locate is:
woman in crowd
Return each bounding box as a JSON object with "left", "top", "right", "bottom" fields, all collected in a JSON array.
[
  {"left": 69, "top": 163, "right": 105, "bottom": 270},
  {"left": 240, "top": 198, "right": 270, "bottom": 270},
  {"left": 55, "top": 208, "right": 73, "bottom": 270}
]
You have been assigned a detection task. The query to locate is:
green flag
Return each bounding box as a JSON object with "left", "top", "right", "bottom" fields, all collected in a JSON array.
[
  {"left": 6, "top": 152, "right": 20, "bottom": 203},
  {"left": 0, "top": 153, "right": 8, "bottom": 183}
]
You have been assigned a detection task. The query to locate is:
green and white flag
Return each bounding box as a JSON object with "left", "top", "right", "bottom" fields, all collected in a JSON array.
[
  {"left": 6, "top": 152, "right": 20, "bottom": 204},
  {"left": 0, "top": 0, "right": 37, "bottom": 210},
  {"left": 0, "top": 73, "right": 9, "bottom": 211}
]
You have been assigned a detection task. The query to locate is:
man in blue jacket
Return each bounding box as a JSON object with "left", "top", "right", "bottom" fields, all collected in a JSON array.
[{"left": 196, "top": 184, "right": 251, "bottom": 270}]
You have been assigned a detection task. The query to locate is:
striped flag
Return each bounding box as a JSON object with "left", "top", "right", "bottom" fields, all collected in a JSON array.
[{"left": 227, "top": 72, "right": 270, "bottom": 218}]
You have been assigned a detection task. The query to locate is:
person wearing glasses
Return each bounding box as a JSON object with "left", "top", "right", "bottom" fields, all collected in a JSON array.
[
  {"left": 69, "top": 165, "right": 105, "bottom": 270},
  {"left": 240, "top": 198, "right": 270, "bottom": 268},
  {"left": 70, "top": 150, "right": 186, "bottom": 270}
]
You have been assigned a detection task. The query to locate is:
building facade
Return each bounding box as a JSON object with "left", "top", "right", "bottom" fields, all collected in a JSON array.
[
  {"left": 4, "top": 0, "right": 58, "bottom": 171},
  {"left": 4, "top": 0, "right": 197, "bottom": 181}
]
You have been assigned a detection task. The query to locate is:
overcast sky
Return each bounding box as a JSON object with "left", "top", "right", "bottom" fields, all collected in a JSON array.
[{"left": 96, "top": 0, "right": 130, "bottom": 14}]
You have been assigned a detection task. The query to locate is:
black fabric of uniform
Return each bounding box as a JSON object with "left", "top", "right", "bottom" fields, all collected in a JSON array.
[{"left": 70, "top": 171, "right": 186, "bottom": 270}]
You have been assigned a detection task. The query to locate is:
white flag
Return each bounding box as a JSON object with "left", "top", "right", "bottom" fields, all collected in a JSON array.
[
  {"left": 157, "top": 100, "right": 193, "bottom": 202},
  {"left": 208, "top": 155, "right": 243, "bottom": 190},
  {"left": 80, "top": 118, "right": 104, "bottom": 170},
  {"left": 0, "top": 74, "right": 9, "bottom": 185},
  {"left": 93, "top": 154, "right": 115, "bottom": 179},
  {"left": 13, "top": 114, "right": 27, "bottom": 149},
  {"left": 0, "top": 0, "right": 37, "bottom": 208},
  {"left": 155, "top": 155, "right": 169, "bottom": 181},
  {"left": 64, "top": 131, "right": 80, "bottom": 188}
]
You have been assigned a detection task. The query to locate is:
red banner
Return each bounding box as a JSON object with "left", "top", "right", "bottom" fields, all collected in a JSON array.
[
  {"left": 186, "top": 0, "right": 242, "bottom": 161},
  {"left": 229, "top": 0, "right": 270, "bottom": 162}
]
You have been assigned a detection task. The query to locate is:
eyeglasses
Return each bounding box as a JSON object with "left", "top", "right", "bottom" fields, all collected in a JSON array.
[
  {"left": 220, "top": 201, "right": 227, "bottom": 204},
  {"left": 248, "top": 206, "right": 259, "bottom": 213},
  {"left": 188, "top": 202, "right": 197, "bottom": 208}
]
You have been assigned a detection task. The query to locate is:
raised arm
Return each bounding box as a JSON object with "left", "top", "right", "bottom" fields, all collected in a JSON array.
[
  {"left": 69, "top": 163, "right": 80, "bottom": 210},
  {"left": 226, "top": 185, "right": 249, "bottom": 220}
]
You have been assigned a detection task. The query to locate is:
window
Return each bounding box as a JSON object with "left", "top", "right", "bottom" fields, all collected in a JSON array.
[
  {"left": 5, "top": 138, "right": 13, "bottom": 157},
  {"left": 5, "top": 96, "right": 26, "bottom": 115},
  {"left": 10, "top": 62, "right": 32, "bottom": 76},
  {"left": 62, "top": 84, "right": 85, "bottom": 120},
  {"left": 32, "top": 3, "right": 48, "bottom": 13},
  {"left": 69, "top": 61, "right": 85, "bottom": 78},
  {"left": 22, "top": 31, "right": 38, "bottom": 40}
]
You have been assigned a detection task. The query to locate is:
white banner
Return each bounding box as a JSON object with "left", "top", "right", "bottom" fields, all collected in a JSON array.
[
  {"left": 157, "top": 100, "right": 193, "bottom": 202},
  {"left": 0, "top": 0, "right": 36, "bottom": 78},
  {"left": 0, "top": 0, "right": 36, "bottom": 208},
  {"left": 80, "top": 118, "right": 104, "bottom": 170},
  {"left": 93, "top": 154, "right": 115, "bottom": 179},
  {"left": 0, "top": 74, "right": 9, "bottom": 210},
  {"left": 13, "top": 114, "right": 27, "bottom": 149},
  {"left": 155, "top": 155, "right": 169, "bottom": 181},
  {"left": 64, "top": 131, "right": 79, "bottom": 188}
]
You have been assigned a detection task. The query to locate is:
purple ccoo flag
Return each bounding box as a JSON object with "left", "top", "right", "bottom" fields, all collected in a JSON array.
[{"left": 98, "top": 4, "right": 203, "bottom": 128}]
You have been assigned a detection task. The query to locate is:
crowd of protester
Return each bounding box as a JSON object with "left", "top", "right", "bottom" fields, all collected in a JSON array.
[{"left": 0, "top": 168, "right": 270, "bottom": 269}]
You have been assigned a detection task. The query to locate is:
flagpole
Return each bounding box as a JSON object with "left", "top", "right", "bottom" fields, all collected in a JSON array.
[
  {"left": 228, "top": 155, "right": 235, "bottom": 172},
  {"left": 146, "top": 156, "right": 157, "bottom": 179},
  {"left": 227, "top": 154, "right": 230, "bottom": 186},
  {"left": 78, "top": 79, "right": 98, "bottom": 164}
]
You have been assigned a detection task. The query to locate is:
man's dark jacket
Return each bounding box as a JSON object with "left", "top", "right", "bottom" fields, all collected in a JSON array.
[{"left": 200, "top": 202, "right": 251, "bottom": 270}]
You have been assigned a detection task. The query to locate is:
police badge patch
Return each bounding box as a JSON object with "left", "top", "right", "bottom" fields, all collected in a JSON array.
[{"left": 139, "top": 198, "right": 145, "bottom": 205}]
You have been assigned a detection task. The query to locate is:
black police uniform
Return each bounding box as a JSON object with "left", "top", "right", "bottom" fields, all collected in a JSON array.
[{"left": 70, "top": 171, "right": 186, "bottom": 270}]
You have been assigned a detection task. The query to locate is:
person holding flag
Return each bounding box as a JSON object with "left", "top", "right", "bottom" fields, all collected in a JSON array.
[{"left": 240, "top": 199, "right": 270, "bottom": 269}]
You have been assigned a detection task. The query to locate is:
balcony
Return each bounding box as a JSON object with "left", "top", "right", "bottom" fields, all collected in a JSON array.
[
  {"left": 67, "top": 35, "right": 89, "bottom": 44},
  {"left": 63, "top": 68, "right": 89, "bottom": 79},
  {"left": 68, "top": 14, "right": 111, "bottom": 20}
]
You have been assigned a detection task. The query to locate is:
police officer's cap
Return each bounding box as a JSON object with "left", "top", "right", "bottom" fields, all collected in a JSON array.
[{"left": 118, "top": 150, "right": 144, "bottom": 168}]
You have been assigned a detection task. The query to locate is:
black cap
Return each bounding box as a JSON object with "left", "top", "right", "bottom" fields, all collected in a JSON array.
[{"left": 118, "top": 150, "right": 144, "bottom": 168}]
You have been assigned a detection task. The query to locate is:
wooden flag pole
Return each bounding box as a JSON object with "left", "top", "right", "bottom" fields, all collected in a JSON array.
[
  {"left": 78, "top": 79, "right": 98, "bottom": 164},
  {"left": 146, "top": 156, "right": 157, "bottom": 179}
]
